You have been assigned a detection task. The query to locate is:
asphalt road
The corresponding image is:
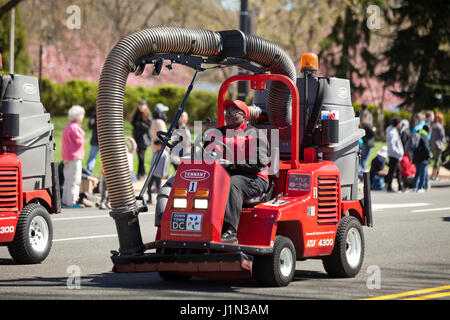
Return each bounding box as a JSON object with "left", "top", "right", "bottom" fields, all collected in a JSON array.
[{"left": 1, "top": 187, "right": 449, "bottom": 301}]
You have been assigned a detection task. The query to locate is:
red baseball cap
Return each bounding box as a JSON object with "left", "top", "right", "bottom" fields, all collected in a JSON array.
[{"left": 223, "top": 100, "right": 249, "bottom": 120}]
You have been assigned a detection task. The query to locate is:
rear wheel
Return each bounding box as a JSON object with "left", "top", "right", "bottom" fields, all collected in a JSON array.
[
  {"left": 8, "top": 203, "right": 53, "bottom": 264},
  {"left": 322, "top": 216, "right": 364, "bottom": 278},
  {"left": 253, "top": 236, "right": 296, "bottom": 287}
]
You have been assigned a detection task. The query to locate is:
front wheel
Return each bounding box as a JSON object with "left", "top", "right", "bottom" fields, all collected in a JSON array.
[
  {"left": 253, "top": 236, "right": 296, "bottom": 287},
  {"left": 8, "top": 203, "right": 53, "bottom": 264},
  {"left": 322, "top": 216, "right": 364, "bottom": 278}
]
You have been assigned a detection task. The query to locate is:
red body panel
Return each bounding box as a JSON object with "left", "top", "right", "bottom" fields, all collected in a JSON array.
[
  {"left": 23, "top": 189, "right": 53, "bottom": 213},
  {"left": 0, "top": 212, "right": 18, "bottom": 243},
  {"left": 160, "top": 161, "right": 231, "bottom": 243},
  {"left": 158, "top": 158, "right": 349, "bottom": 259},
  {"left": 237, "top": 161, "right": 341, "bottom": 258},
  {"left": 0, "top": 153, "right": 55, "bottom": 243},
  {"left": 341, "top": 199, "right": 365, "bottom": 225}
]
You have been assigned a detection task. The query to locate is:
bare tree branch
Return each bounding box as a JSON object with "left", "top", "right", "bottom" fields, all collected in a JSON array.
[
  {"left": 0, "top": 0, "right": 23, "bottom": 19},
  {"left": 139, "top": 0, "right": 163, "bottom": 30}
]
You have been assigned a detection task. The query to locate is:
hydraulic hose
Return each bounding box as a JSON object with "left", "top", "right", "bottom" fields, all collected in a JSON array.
[{"left": 97, "top": 27, "right": 296, "bottom": 255}]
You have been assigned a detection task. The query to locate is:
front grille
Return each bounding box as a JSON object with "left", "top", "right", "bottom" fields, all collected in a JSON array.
[
  {"left": 317, "top": 175, "right": 339, "bottom": 225},
  {"left": 0, "top": 168, "right": 19, "bottom": 212}
]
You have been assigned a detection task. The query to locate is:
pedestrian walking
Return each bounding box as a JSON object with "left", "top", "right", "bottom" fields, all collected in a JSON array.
[
  {"left": 430, "top": 112, "right": 446, "bottom": 181},
  {"left": 413, "top": 124, "right": 431, "bottom": 192},
  {"left": 61, "top": 105, "right": 85, "bottom": 208},
  {"left": 132, "top": 99, "right": 152, "bottom": 180},
  {"left": 385, "top": 116, "right": 405, "bottom": 192},
  {"left": 150, "top": 103, "right": 169, "bottom": 153}
]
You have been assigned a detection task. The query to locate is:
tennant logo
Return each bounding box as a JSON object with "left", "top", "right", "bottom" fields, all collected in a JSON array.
[{"left": 180, "top": 169, "right": 210, "bottom": 181}]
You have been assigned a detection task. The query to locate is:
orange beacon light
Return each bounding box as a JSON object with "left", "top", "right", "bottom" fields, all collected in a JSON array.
[{"left": 300, "top": 53, "right": 319, "bottom": 73}]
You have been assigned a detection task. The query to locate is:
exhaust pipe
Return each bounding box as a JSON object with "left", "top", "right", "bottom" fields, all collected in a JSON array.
[{"left": 97, "top": 27, "right": 296, "bottom": 255}]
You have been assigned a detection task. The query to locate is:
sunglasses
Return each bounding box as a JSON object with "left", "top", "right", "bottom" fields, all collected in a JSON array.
[{"left": 225, "top": 109, "right": 245, "bottom": 116}]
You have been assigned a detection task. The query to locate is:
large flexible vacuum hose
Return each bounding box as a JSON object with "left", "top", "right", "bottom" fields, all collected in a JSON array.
[
  {"left": 97, "top": 27, "right": 296, "bottom": 213},
  {"left": 97, "top": 27, "right": 295, "bottom": 254}
]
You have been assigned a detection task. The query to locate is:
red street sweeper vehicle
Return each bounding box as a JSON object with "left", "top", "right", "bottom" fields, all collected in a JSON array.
[
  {"left": 96, "top": 28, "right": 373, "bottom": 286},
  {"left": 0, "top": 55, "right": 61, "bottom": 264}
]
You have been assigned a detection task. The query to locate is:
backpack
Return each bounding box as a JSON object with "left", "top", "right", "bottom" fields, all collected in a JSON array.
[{"left": 407, "top": 132, "right": 420, "bottom": 153}]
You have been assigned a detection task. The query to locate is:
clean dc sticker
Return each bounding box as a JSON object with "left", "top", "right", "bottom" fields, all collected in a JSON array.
[{"left": 171, "top": 213, "right": 203, "bottom": 232}]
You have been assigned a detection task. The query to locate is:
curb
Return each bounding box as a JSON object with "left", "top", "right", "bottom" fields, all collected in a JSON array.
[{"left": 430, "top": 180, "right": 450, "bottom": 188}]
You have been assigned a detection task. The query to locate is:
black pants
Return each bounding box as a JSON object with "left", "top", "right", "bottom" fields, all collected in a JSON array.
[
  {"left": 136, "top": 145, "right": 147, "bottom": 178},
  {"left": 386, "top": 157, "right": 403, "bottom": 191},
  {"left": 224, "top": 174, "right": 269, "bottom": 231}
]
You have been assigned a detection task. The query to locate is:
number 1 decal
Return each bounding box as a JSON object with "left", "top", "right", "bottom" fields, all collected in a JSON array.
[{"left": 188, "top": 181, "right": 197, "bottom": 192}]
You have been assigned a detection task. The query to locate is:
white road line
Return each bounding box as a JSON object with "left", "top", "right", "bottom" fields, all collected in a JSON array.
[
  {"left": 52, "top": 215, "right": 110, "bottom": 221},
  {"left": 372, "top": 203, "right": 430, "bottom": 211},
  {"left": 411, "top": 207, "right": 450, "bottom": 213},
  {"left": 52, "top": 212, "right": 153, "bottom": 222},
  {"left": 53, "top": 234, "right": 117, "bottom": 242}
]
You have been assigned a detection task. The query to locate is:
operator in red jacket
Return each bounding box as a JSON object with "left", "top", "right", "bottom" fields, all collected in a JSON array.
[{"left": 205, "top": 100, "right": 270, "bottom": 243}]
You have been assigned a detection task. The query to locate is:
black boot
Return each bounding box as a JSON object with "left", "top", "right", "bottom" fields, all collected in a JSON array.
[{"left": 221, "top": 224, "right": 237, "bottom": 244}]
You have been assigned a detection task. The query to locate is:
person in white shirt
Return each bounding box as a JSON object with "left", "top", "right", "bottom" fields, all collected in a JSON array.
[{"left": 385, "top": 116, "right": 405, "bottom": 193}]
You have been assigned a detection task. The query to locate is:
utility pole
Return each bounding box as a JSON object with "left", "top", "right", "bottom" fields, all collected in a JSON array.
[
  {"left": 237, "top": 0, "right": 250, "bottom": 101},
  {"left": 39, "top": 45, "right": 43, "bottom": 90},
  {"left": 9, "top": 7, "right": 15, "bottom": 74}
]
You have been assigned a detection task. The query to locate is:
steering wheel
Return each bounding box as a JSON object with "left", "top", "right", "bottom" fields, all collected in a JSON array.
[{"left": 192, "top": 130, "right": 233, "bottom": 162}]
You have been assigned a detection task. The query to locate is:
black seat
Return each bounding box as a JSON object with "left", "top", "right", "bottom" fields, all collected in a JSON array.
[{"left": 243, "top": 147, "right": 280, "bottom": 207}]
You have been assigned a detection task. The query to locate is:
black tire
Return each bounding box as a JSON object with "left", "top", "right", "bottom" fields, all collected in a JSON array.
[
  {"left": 7, "top": 203, "right": 53, "bottom": 264},
  {"left": 158, "top": 271, "right": 192, "bottom": 282},
  {"left": 322, "top": 216, "right": 364, "bottom": 278},
  {"left": 253, "top": 236, "right": 296, "bottom": 287}
]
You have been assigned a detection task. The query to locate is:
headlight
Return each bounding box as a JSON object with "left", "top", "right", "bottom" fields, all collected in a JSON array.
[
  {"left": 173, "top": 198, "right": 187, "bottom": 209},
  {"left": 194, "top": 198, "right": 208, "bottom": 210}
]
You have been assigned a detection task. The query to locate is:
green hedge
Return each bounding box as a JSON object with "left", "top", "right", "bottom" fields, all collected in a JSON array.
[
  {"left": 40, "top": 78, "right": 219, "bottom": 122},
  {"left": 40, "top": 78, "right": 449, "bottom": 136}
]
